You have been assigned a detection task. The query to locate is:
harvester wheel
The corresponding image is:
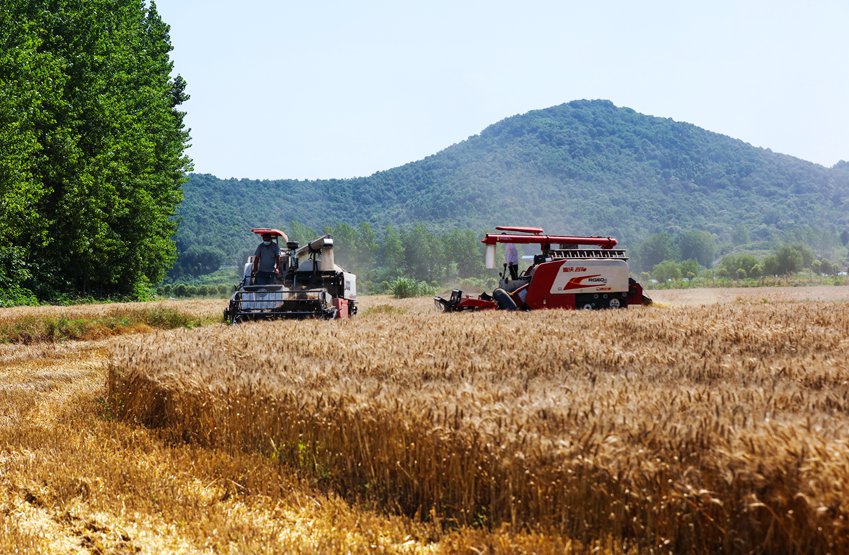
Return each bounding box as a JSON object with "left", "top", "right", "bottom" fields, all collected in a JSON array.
[
  {"left": 493, "top": 288, "right": 518, "bottom": 311},
  {"left": 581, "top": 302, "right": 595, "bottom": 310},
  {"left": 607, "top": 298, "right": 622, "bottom": 309}
]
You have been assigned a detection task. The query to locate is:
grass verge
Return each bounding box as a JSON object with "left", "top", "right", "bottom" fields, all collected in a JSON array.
[{"left": 0, "top": 306, "right": 216, "bottom": 344}]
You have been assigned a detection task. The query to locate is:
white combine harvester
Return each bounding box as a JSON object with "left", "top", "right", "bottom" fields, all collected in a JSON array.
[{"left": 224, "top": 228, "right": 357, "bottom": 323}]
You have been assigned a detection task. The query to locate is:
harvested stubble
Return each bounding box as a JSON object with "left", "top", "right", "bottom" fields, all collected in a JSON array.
[{"left": 108, "top": 302, "right": 849, "bottom": 553}]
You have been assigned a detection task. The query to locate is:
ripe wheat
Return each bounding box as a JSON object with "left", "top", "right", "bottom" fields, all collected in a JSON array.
[{"left": 108, "top": 301, "right": 849, "bottom": 552}]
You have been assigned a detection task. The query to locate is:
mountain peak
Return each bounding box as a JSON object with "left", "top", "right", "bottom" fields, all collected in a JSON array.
[{"left": 180, "top": 101, "right": 849, "bottom": 261}]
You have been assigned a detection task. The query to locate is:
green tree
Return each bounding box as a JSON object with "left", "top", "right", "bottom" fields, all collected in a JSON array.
[
  {"left": 0, "top": 2, "right": 64, "bottom": 296},
  {"left": 0, "top": 0, "right": 191, "bottom": 299},
  {"left": 355, "top": 222, "right": 378, "bottom": 285},
  {"left": 287, "top": 220, "right": 318, "bottom": 245},
  {"left": 443, "top": 229, "right": 484, "bottom": 278},
  {"left": 652, "top": 260, "right": 682, "bottom": 282},
  {"left": 676, "top": 230, "right": 717, "bottom": 267},
  {"left": 794, "top": 243, "right": 815, "bottom": 268},
  {"left": 401, "top": 224, "right": 444, "bottom": 282},
  {"left": 356, "top": 222, "right": 377, "bottom": 265},
  {"left": 762, "top": 255, "right": 780, "bottom": 276},
  {"left": 679, "top": 259, "right": 702, "bottom": 280},
  {"left": 732, "top": 224, "right": 750, "bottom": 246},
  {"left": 763, "top": 244, "right": 810, "bottom": 275},
  {"left": 717, "top": 253, "right": 760, "bottom": 278},
  {"left": 817, "top": 259, "right": 840, "bottom": 275},
  {"left": 379, "top": 226, "right": 405, "bottom": 280},
  {"left": 637, "top": 233, "right": 674, "bottom": 271},
  {"left": 170, "top": 246, "right": 224, "bottom": 278}
]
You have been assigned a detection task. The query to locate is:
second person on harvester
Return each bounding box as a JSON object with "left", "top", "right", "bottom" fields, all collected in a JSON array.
[
  {"left": 505, "top": 240, "right": 519, "bottom": 280},
  {"left": 252, "top": 233, "right": 280, "bottom": 285}
]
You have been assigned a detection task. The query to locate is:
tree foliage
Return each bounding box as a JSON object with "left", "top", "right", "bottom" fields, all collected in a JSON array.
[
  {"left": 763, "top": 244, "right": 813, "bottom": 276},
  {"left": 676, "top": 231, "right": 717, "bottom": 267},
  {"left": 169, "top": 246, "right": 223, "bottom": 279},
  {"left": 716, "top": 253, "right": 761, "bottom": 279},
  {"left": 714, "top": 244, "right": 828, "bottom": 279},
  {"left": 652, "top": 260, "right": 683, "bottom": 282},
  {"left": 636, "top": 233, "right": 674, "bottom": 272},
  {"left": 0, "top": 0, "right": 190, "bottom": 302}
]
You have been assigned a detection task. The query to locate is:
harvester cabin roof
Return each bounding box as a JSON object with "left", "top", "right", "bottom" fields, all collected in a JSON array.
[{"left": 251, "top": 228, "right": 289, "bottom": 241}]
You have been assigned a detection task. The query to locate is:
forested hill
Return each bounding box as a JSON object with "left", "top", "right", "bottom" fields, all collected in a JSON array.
[{"left": 180, "top": 100, "right": 849, "bottom": 261}]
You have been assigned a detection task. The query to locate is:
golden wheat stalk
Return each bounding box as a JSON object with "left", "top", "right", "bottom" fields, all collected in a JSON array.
[{"left": 107, "top": 303, "right": 849, "bottom": 552}]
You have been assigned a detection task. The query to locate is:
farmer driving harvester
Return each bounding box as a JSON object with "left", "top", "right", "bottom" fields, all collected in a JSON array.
[{"left": 252, "top": 230, "right": 285, "bottom": 285}]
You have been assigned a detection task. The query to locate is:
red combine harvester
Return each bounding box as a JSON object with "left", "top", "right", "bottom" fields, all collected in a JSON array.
[{"left": 435, "top": 226, "right": 652, "bottom": 312}]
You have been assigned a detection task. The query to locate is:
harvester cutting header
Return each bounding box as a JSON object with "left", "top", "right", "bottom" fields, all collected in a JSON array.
[{"left": 436, "top": 226, "right": 651, "bottom": 312}]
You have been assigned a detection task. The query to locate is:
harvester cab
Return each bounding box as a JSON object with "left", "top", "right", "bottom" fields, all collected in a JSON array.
[
  {"left": 224, "top": 228, "right": 357, "bottom": 323},
  {"left": 435, "top": 225, "right": 652, "bottom": 312}
]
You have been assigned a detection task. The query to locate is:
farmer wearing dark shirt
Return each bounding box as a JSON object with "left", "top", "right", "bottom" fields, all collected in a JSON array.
[{"left": 252, "top": 233, "right": 281, "bottom": 285}]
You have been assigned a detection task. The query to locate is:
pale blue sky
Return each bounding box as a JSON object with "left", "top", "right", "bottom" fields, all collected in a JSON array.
[{"left": 154, "top": 0, "right": 848, "bottom": 180}]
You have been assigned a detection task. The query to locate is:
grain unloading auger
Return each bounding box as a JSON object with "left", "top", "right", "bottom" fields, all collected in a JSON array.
[
  {"left": 435, "top": 226, "right": 652, "bottom": 312},
  {"left": 224, "top": 228, "right": 357, "bottom": 323}
]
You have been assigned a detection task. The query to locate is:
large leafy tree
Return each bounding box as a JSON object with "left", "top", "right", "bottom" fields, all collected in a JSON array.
[
  {"left": 0, "top": 3, "right": 61, "bottom": 300},
  {"left": 762, "top": 244, "right": 814, "bottom": 276},
  {"left": 378, "top": 226, "right": 405, "bottom": 281},
  {"left": 635, "top": 232, "right": 674, "bottom": 272},
  {"left": 676, "top": 230, "right": 717, "bottom": 267},
  {"left": 443, "top": 229, "right": 485, "bottom": 278},
  {"left": 401, "top": 224, "right": 446, "bottom": 282},
  {"left": 0, "top": 0, "right": 190, "bottom": 300}
]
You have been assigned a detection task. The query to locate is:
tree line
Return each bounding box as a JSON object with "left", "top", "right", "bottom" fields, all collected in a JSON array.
[
  {"left": 168, "top": 219, "right": 849, "bottom": 297},
  {"left": 635, "top": 228, "right": 847, "bottom": 283},
  {"left": 170, "top": 221, "right": 491, "bottom": 294},
  {"left": 0, "top": 0, "right": 190, "bottom": 305}
]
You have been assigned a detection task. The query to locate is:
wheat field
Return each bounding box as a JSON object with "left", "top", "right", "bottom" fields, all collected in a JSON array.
[{"left": 104, "top": 290, "right": 849, "bottom": 553}]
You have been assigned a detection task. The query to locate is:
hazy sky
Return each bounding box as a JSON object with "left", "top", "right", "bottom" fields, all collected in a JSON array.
[{"left": 154, "top": 0, "right": 848, "bottom": 180}]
